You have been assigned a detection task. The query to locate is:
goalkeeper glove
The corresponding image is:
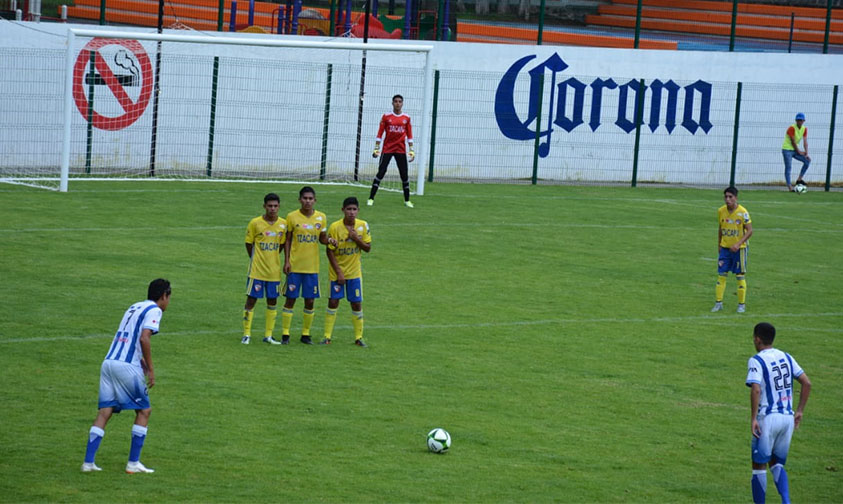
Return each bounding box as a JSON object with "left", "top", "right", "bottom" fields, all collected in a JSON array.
[
  {"left": 408, "top": 150, "right": 415, "bottom": 162},
  {"left": 372, "top": 148, "right": 380, "bottom": 158}
]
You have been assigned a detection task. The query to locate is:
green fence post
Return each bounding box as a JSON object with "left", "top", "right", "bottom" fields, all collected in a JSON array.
[
  {"left": 437, "top": 0, "right": 444, "bottom": 40},
  {"left": 537, "top": 0, "right": 546, "bottom": 45},
  {"left": 99, "top": 0, "right": 105, "bottom": 25},
  {"left": 631, "top": 79, "right": 645, "bottom": 187},
  {"left": 826, "top": 85, "right": 838, "bottom": 192},
  {"left": 633, "top": 0, "right": 642, "bottom": 48},
  {"left": 729, "top": 0, "right": 738, "bottom": 52},
  {"left": 531, "top": 74, "right": 545, "bottom": 185},
  {"left": 85, "top": 50, "right": 96, "bottom": 174},
  {"left": 206, "top": 57, "right": 220, "bottom": 177},
  {"left": 320, "top": 64, "right": 333, "bottom": 181},
  {"left": 218, "top": 0, "right": 225, "bottom": 31},
  {"left": 823, "top": 0, "right": 832, "bottom": 54},
  {"left": 329, "top": 0, "right": 337, "bottom": 36},
  {"left": 730, "top": 82, "right": 742, "bottom": 187},
  {"left": 427, "top": 70, "right": 440, "bottom": 183}
]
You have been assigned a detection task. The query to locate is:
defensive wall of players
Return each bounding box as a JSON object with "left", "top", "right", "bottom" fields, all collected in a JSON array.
[{"left": 2, "top": 21, "right": 842, "bottom": 186}]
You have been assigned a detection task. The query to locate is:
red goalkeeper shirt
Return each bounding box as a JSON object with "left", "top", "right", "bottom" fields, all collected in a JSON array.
[{"left": 376, "top": 113, "right": 413, "bottom": 154}]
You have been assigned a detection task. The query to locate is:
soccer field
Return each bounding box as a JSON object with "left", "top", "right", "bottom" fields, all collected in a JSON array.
[{"left": 1, "top": 181, "right": 841, "bottom": 502}]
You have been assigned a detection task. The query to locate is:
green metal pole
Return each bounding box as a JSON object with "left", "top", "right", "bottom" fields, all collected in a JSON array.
[
  {"left": 729, "top": 0, "right": 738, "bottom": 52},
  {"left": 631, "top": 79, "right": 645, "bottom": 187},
  {"left": 206, "top": 56, "right": 220, "bottom": 177},
  {"left": 320, "top": 64, "right": 333, "bottom": 181},
  {"left": 730, "top": 82, "right": 742, "bottom": 188},
  {"left": 633, "top": 0, "right": 642, "bottom": 48},
  {"left": 823, "top": 0, "right": 832, "bottom": 54},
  {"left": 99, "top": 0, "right": 105, "bottom": 25},
  {"left": 427, "top": 70, "right": 440, "bottom": 183},
  {"left": 85, "top": 50, "right": 96, "bottom": 174},
  {"left": 217, "top": 0, "right": 224, "bottom": 31},
  {"left": 531, "top": 74, "right": 545, "bottom": 185},
  {"left": 329, "top": 0, "right": 337, "bottom": 37},
  {"left": 826, "top": 85, "right": 837, "bottom": 192},
  {"left": 437, "top": 0, "right": 444, "bottom": 40},
  {"left": 537, "top": 0, "right": 546, "bottom": 45}
]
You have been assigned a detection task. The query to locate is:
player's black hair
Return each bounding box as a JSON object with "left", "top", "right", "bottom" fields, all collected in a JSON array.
[
  {"left": 754, "top": 322, "right": 776, "bottom": 345},
  {"left": 299, "top": 186, "right": 316, "bottom": 198},
  {"left": 264, "top": 193, "right": 280, "bottom": 204},
  {"left": 724, "top": 186, "right": 738, "bottom": 197},
  {"left": 148, "top": 278, "right": 171, "bottom": 302},
  {"left": 392, "top": 94, "right": 403, "bottom": 102},
  {"left": 343, "top": 196, "right": 359, "bottom": 208}
]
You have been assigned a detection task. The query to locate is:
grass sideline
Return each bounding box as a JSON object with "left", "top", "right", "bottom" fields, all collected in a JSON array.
[{"left": 0, "top": 181, "right": 841, "bottom": 502}]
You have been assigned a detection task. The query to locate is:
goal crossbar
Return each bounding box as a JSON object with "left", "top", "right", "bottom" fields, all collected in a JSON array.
[{"left": 61, "top": 28, "right": 434, "bottom": 193}]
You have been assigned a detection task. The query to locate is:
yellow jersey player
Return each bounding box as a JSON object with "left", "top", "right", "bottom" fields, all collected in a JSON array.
[
  {"left": 712, "top": 186, "right": 753, "bottom": 313},
  {"left": 322, "top": 197, "right": 372, "bottom": 347},
  {"left": 242, "top": 193, "right": 287, "bottom": 345},
  {"left": 281, "top": 186, "right": 336, "bottom": 344}
]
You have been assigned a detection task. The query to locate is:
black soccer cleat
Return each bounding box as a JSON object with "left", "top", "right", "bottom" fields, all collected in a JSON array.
[{"left": 300, "top": 335, "right": 313, "bottom": 345}]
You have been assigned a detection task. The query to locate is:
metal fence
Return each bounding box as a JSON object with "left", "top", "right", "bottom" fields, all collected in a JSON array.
[{"left": 9, "top": 0, "right": 839, "bottom": 54}]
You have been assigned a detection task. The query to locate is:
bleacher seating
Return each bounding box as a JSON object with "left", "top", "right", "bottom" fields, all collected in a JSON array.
[{"left": 585, "top": 0, "right": 843, "bottom": 45}]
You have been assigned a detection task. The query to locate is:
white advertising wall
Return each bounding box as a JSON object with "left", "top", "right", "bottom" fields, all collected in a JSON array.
[{"left": 1, "top": 20, "right": 842, "bottom": 185}]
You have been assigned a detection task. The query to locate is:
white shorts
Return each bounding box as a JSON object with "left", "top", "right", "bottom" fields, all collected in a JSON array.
[
  {"left": 751, "top": 413, "right": 794, "bottom": 465},
  {"left": 98, "top": 359, "right": 150, "bottom": 412}
]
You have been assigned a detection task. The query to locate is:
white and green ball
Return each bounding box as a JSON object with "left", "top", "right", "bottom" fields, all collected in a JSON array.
[
  {"left": 427, "top": 428, "right": 451, "bottom": 454},
  {"left": 794, "top": 183, "right": 807, "bottom": 194}
]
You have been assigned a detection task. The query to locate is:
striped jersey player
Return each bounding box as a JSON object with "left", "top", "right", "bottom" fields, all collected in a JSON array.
[
  {"left": 82, "top": 279, "right": 171, "bottom": 474},
  {"left": 745, "top": 322, "right": 811, "bottom": 504}
]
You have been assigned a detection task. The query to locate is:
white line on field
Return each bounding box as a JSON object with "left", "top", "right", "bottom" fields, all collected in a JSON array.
[
  {"left": 2, "top": 312, "right": 840, "bottom": 344},
  {"left": 1, "top": 222, "right": 840, "bottom": 234}
]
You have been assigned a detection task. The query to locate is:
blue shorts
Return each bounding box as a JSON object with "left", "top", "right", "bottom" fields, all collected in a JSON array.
[
  {"left": 285, "top": 273, "right": 320, "bottom": 299},
  {"left": 246, "top": 278, "right": 280, "bottom": 299},
  {"left": 98, "top": 359, "right": 150, "bottom": 412},
  {"left": 718, "top": 247, "right": 747, "bottom": 275},
  {"left": 330, "top": 277, "right": 363, "bottom": 302}
]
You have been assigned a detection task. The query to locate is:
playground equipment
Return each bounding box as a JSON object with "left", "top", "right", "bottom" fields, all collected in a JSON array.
[{"left": 225, "top": 0, "right": 451, "bottom": 40}]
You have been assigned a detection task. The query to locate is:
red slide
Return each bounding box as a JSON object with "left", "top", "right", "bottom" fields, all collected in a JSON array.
[{"left": 350, "top": 14, "right": 402, "bottom": 39}]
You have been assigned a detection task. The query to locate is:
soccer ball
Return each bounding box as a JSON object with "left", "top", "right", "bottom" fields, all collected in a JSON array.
[
  {"left": 427, "top": 428, "right": 451, "bottom": 453},
  {"left": 794, "top": 183, "right": 807, "bottom": 194}
]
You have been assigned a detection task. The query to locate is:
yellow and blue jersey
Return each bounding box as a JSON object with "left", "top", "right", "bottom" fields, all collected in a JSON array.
[
  {"left": 718, "top": 204, "right": 751, "bottom": 249},
  {"left": 327, "top": 218, "right": 371, "bottom": 281},
  {"left": 245, "top": 216, "right": 286, "bottom": 281},
  {"left": 286, "top": 209, "right": 327, "bottom": 274}
]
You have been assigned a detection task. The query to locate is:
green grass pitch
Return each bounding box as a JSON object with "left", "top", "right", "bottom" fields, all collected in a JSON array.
[{"left": 0, "top": 181, "right": 841, "bottom": 502}]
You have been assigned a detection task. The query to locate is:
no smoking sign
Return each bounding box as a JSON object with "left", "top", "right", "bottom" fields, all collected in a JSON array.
[{"left": 73, "top": 38, "right": 153, "bottom": 131}]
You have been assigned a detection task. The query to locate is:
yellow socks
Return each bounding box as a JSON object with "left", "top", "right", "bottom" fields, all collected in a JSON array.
[
  {"left": 715, "top": 275, "right": 727, "bottom": 302},
  {"left": 302, "top": 309, "right": 315, "bottom": 336},
  {"left": 737, "top": 276, "right": 747, "bottom": 304},
  {"left": 265, "top": 306, "right": 277, "bottom": 337},
  {"left": 323, "top": 308, "right": 337, "bottom": 340},
  {"left": 242, "top": 309, "right": 254, "bottom": 337},
  {"left": 351, "top": 310, "right": 364, "bottom": 340},
  {"left": 281, "top": 308, "right": 294, "bottom": 336}
]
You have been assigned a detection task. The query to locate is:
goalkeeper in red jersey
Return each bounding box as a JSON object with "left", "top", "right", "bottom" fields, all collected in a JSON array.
[{"left": 368, "top": 94, "right": 415, "bottom": 208}]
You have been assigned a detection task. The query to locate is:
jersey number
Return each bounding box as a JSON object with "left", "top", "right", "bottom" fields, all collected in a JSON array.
[
  {"left": 771, "top": 362, "right": 791, "bottom": 391},
  {"left": 121, "top": 308, "right": 137, "bottom": 331}
]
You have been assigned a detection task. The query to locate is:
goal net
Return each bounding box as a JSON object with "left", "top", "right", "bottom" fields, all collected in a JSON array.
[{"left": 3, "top": 28, "right": 433, "bottom": 193}]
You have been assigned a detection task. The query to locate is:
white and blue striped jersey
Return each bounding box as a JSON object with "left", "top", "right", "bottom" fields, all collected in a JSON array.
[
  {"left": 746, "top": 348, "right": 804, "bottom": 418},
  {"left": 104, "top": 300, "right": 162, "bottom": 368}
]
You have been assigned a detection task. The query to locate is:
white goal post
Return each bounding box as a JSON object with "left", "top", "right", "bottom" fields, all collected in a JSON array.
[{"left": 59, "top": 28, "right": 433, "bottom": 193}]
